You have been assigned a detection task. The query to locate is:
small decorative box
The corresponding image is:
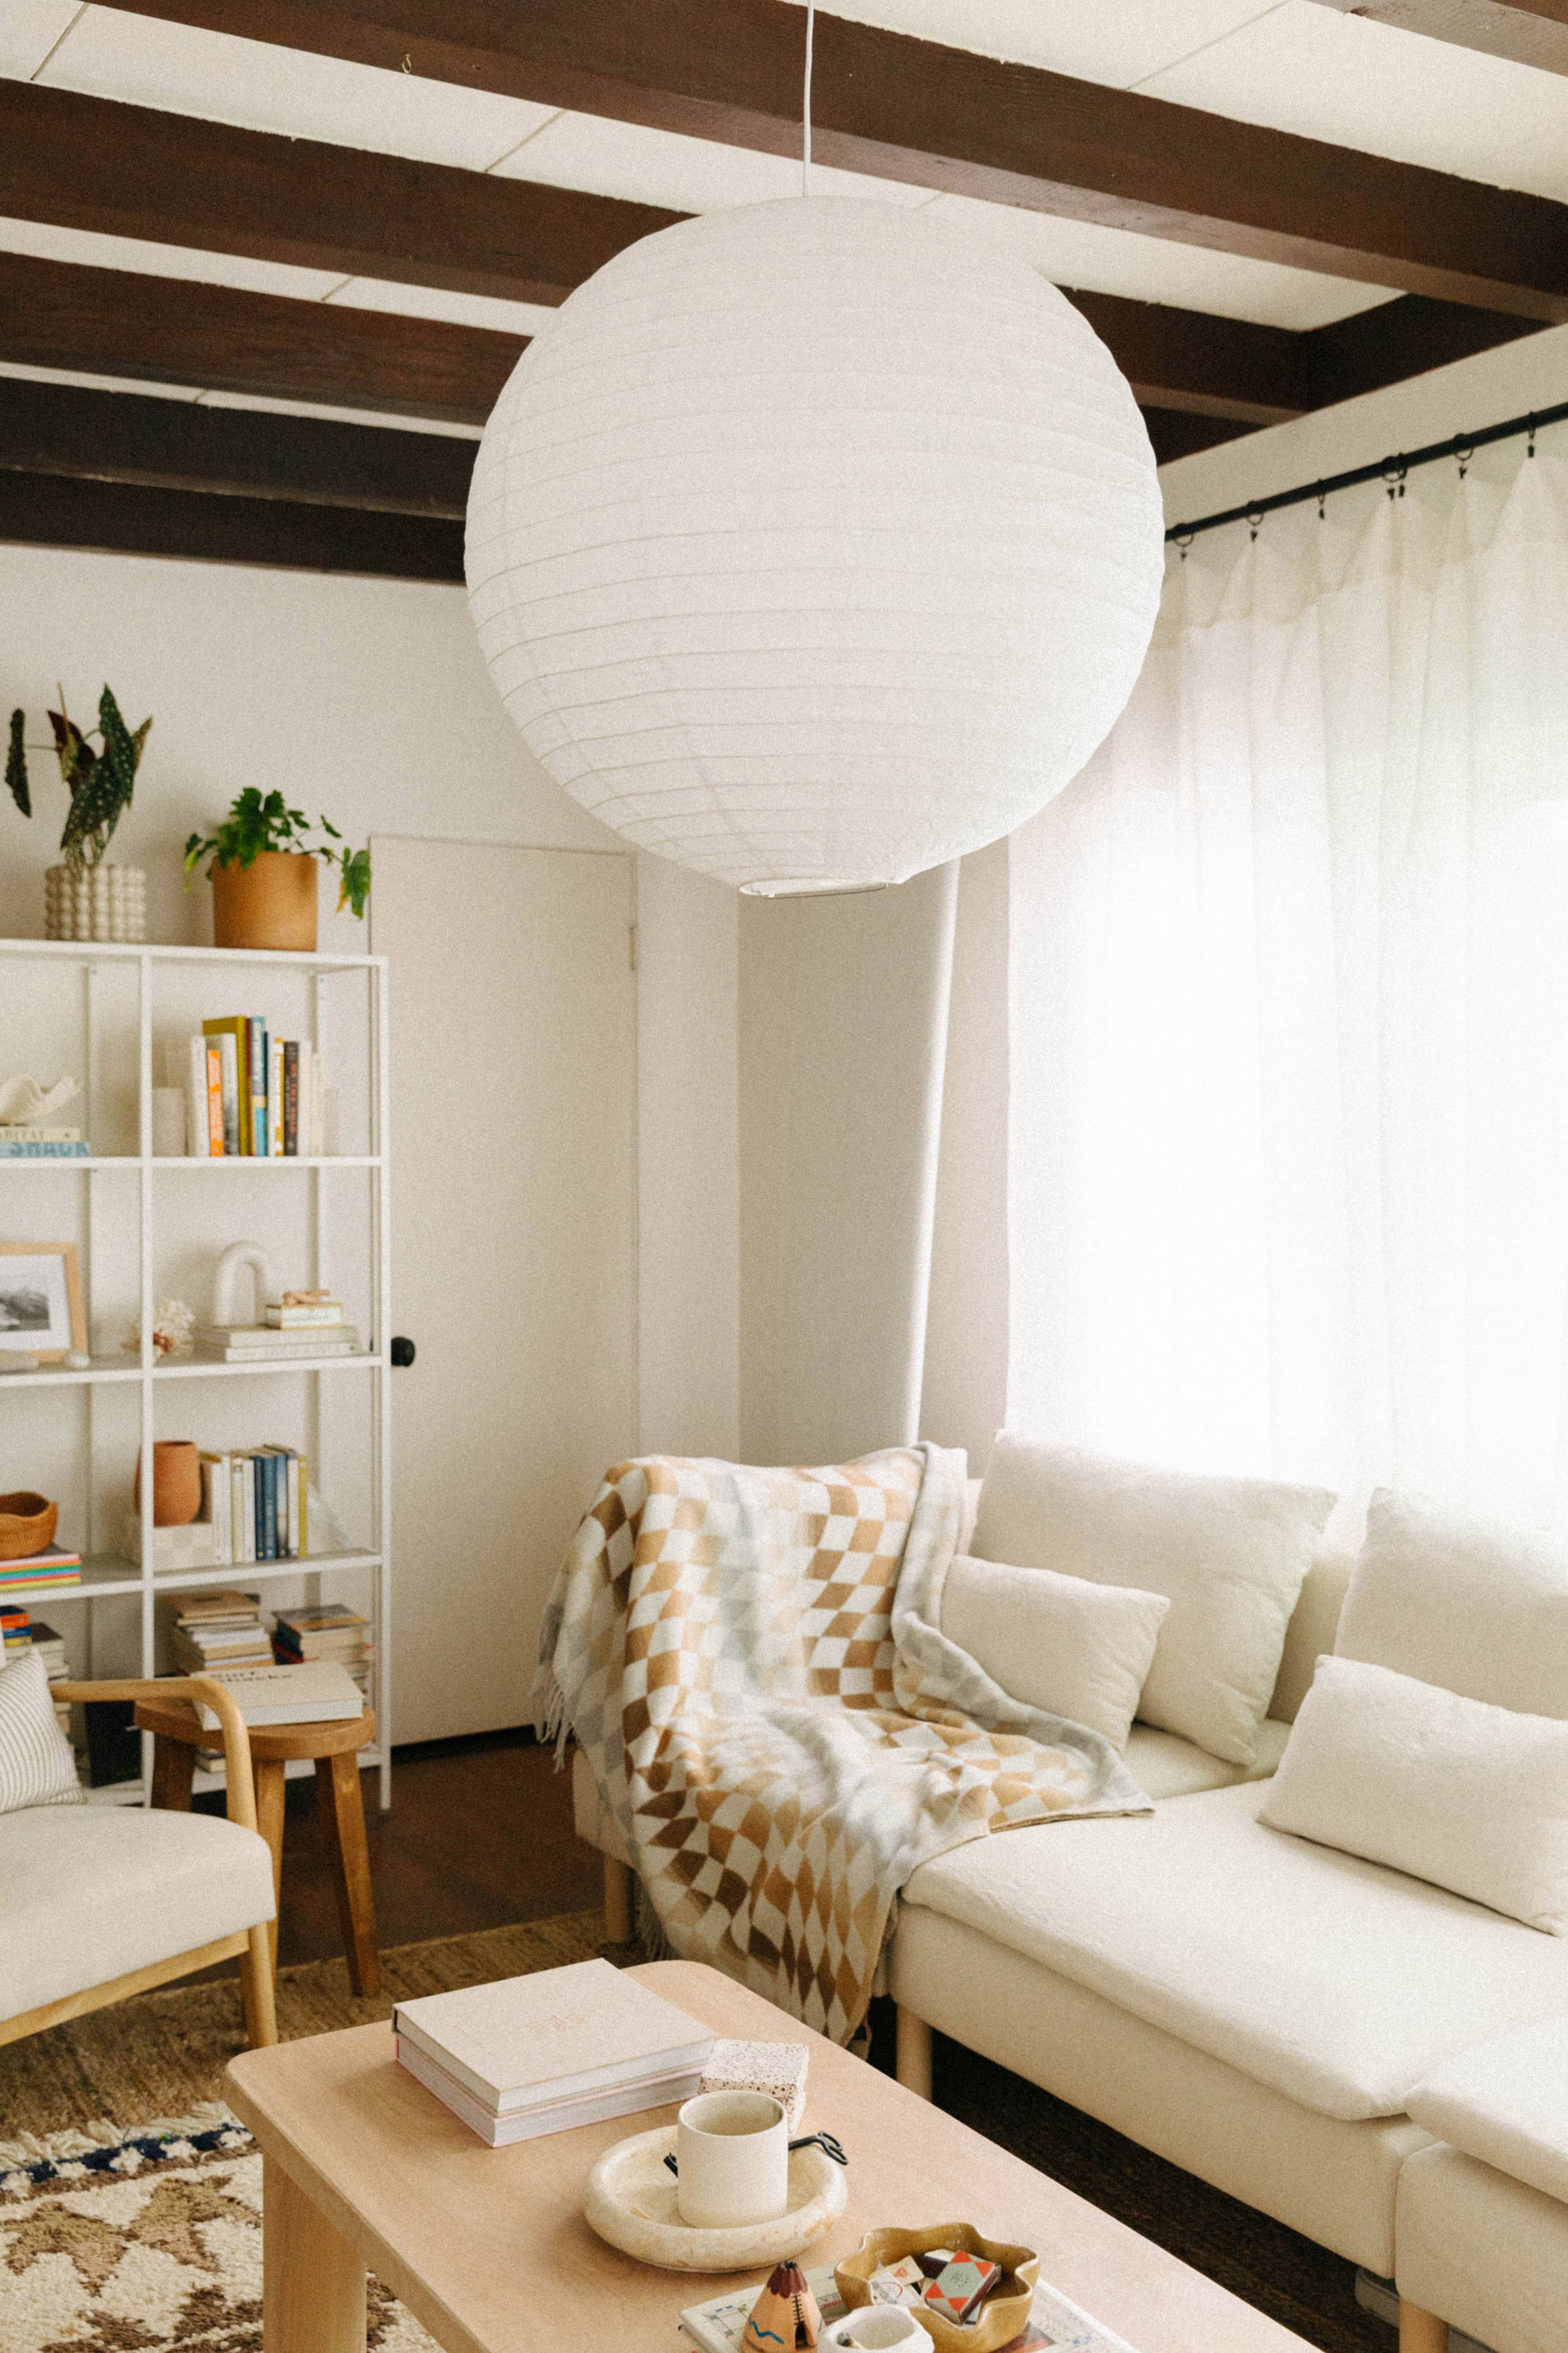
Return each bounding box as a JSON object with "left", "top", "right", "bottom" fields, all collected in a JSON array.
[
  {"left": 699, "top": 2037, "right": 809, "bottom": 2131},
  {"left": 869, "top": 2259, "right": 926, "bottom": 2308},
  {"left": 916, "top": 2248, "right": 959, "bottom": 2278},
  {"left": 923, "top": 2256, "right": 1000, "bottom": 2326}
]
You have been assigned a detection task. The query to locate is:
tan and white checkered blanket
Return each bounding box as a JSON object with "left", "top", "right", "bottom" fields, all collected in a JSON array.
[{"left": 537, "top": 1443, "right": 1149, "bottom": 2042}]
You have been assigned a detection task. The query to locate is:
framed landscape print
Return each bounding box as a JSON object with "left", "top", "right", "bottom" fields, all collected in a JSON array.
[{"left": 0, "top": 1242, "right": 86, "bottom": 1362}]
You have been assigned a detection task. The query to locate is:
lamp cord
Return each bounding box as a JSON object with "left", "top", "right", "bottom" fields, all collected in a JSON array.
[{"left": 803, "top": 0, "right": 814, "bottom": 196}]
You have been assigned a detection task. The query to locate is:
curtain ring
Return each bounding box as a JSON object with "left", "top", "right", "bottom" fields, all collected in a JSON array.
[
  {"left": 1453, "top": 439, "right": 1474, "bottom": 481},
  {"left": 1246, "top": 504, "right": 1265, "bottom": 542},
  {"left": 1527, "top": 414, "right": 1538, "bottom": 458},
  {"left": 1315, "top": 482, "right": 1328, "bottom": 521},
  {"left": 1383, "top": 459, "right": 1408, "bottom": 501},
  {"left": 1172, "top": 527, "right": 1195, "bottom": 562}
]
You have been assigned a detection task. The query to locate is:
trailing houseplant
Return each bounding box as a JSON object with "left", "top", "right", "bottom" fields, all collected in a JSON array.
[
  {"left": 184, "top": 789, "right": 371, "bottom": 952},
  {"left": 6, "top": 686, "right": 153, "bottom": 941}
]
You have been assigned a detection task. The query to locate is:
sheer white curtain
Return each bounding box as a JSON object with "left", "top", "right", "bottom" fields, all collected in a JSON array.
[{"left": 1007, "top": 444, "right": 1568, "bottom": 1528}]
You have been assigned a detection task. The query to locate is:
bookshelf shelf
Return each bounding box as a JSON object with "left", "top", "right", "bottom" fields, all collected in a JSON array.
[{"left": 0, "top": 937, "right": 392, "bottom": 1812}]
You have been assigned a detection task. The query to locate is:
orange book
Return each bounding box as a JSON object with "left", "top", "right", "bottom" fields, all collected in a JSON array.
[{"left": 206, "top": 1042, "right": 225, "bottom": 1156}]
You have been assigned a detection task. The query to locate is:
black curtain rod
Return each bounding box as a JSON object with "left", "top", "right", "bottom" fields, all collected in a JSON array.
[{"left": 1165, "top": 394, "right": 1568, "bottom": 546}]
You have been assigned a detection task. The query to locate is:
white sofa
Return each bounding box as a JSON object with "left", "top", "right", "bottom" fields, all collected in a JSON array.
[{"left": 572, "top": 1479, "right": 1568, "bottom": 2298}]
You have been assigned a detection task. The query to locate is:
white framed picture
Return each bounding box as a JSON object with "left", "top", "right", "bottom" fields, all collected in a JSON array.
[{"left": 0, "top": 1242, "right": 86, "bottom": 1362}]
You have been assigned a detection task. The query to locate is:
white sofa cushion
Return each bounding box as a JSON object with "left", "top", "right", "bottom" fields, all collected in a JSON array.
[
  {"left": 973, "top": 1436, "right": 1334, "bottom": 1765},
  {"left": 1338, "top": 1489, "right": 1568, "bottom": 1719},
  {"left": 0, "top": 1648, "right": 83, "bottom": 1813},
  {"left": 1406, "top": 2017, "right": 1568, "bottom": 2207},
  {"left": 1126, "top": 1715, "right": 1289, "bottom": 1798},
  {"left": 939, "top": 1554, "right": 1168, "bottom": 1751},
  {"left": 898, "top": 1781, "right": 1568, "bottom": 2120},
  {"left": 0, "top": 1800, "right": 275, "bottom": 2023},
  {"left": 1397, "top": 2143, "right": 1568, "bottom": 2353},
  {"left": 1260, "top": 1656, "right": 1568, "bottom": 1934}
]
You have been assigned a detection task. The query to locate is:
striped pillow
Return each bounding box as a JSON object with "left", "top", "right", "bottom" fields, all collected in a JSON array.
[{"left": 0, "top": 1648, "right": 84, "bottom": 1812}]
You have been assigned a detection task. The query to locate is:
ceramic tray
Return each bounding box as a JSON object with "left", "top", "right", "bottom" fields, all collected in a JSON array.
[{"left": 583, "top": 2124, "right": 847, "bottom": 2272}]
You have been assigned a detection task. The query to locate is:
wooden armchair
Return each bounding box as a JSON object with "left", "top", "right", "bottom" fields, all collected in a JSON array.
[{"left": 0, "top": 1676, "right": 278, "bottom": 2050}]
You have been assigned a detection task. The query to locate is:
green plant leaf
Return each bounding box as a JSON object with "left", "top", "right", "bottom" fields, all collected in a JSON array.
[
  {"left": 337, "top": 843, "right": 372, "bottom": 920},
  {"left": 6, "top": 709, "right": 29, "bottom": 818}
]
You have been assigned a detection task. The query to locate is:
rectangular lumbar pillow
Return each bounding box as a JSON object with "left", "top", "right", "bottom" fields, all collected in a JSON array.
[
  {"left": 1259, "top": 1654, "right": 1568, "bottom": 1934},
  {"left": 940, "top": 1553, "right": 1168, "bottom": 1751},
  {"left": 974, "top": 1436, "right": 1334, "bottom": 1765},
  {"left": 1337, "top": 1489, "right": 1568, "bottom": 1721},
  {"left": 0, "top": 1647, "right": 83, "bottom": 1814}
]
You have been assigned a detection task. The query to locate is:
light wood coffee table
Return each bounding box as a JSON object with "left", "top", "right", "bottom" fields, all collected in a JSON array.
[{"left": 226, "top": 1959, "right": 1310, "bottom": 2353}]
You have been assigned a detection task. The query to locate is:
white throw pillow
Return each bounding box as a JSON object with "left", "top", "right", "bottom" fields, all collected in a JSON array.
[
  {"left": 1337, "top": 1489, "right": 1568, "bottom": 1720},
  {"left": 1259, "top": 1655, "right": 1568, "bottom": 1934},
  {"left": 939, "top": 1554, "right": 1169, "bottom": 1751},
  {"left": 974, "top": 1436, "right": 1334, "bottom": 1765},
  {"left": 0, "top": 1648, "right": 83, "bottom": 1813}
]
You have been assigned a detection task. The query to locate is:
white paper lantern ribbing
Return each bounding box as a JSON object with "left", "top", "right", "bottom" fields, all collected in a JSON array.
[{"left": 466, "top": 196, "right": 1164, "bottom": 894}]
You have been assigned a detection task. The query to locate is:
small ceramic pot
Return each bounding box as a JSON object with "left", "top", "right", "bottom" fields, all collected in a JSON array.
[
  {"left": 675, "top": 2092, "right": 788, "bottom": 2230},
  {"left": 0, "top": 1492, "right": 58, "bottom": 1560},
  {"left": 211, "top": 850, "right": 318, "bottom": 952},
  {"left": 45, "top": 863, "right": 146, "bottom": 944},
  {"left": 135, "top": 1440, "right": 203, "bottom": 1526}
]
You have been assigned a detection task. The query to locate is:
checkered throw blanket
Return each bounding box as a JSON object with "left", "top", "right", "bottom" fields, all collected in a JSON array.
[{"left": 537, "top": 1443, "right": 1148, "bottom": 2040}]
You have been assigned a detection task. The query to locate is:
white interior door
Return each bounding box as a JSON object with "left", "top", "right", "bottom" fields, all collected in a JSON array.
[{"left": 372, "top": 838, "right": 636, "bottom": 1743}]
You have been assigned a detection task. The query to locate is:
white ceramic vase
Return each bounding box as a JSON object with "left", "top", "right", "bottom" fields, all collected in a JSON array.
[{"left": 44, "top": 863, "right": 147, "bottom": 943}]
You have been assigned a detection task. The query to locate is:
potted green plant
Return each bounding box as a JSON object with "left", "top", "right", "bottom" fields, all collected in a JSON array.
[
  {"left": 6, "top": 686, "right": 153, "bottom": 941},
  {"left": 184, "top": 790, "right": 371, "bottom": 952}
]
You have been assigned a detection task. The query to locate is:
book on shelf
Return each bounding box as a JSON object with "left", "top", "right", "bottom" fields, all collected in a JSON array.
[
  {"left": 266, "top": 1298, "right": 343, "bottom": 1328},
  {"left": 189, "top": 1450, "right": 310, "bottom": 1564},
  {"left": 393, "top": 1958, "right": 714, "bottom": 2126},
  {"left": 2, "top": 1606, "right": 31, "bottom": 1664},
  {"left": 196, "top": 1326, "right": 359, "bottom": 1363},
  {"left": 190, "top": 1018, "right": 323, "bottom": 1159},
  {"left": 0, "top": 1137, "right": 90, "bottom": 1158},
  {"left": 0, "top": 1545, "right": 81, "bottom": 1590},
  {"left": 192, "top": 1658, "right": 363, "bottom": 1730},
  {"left": 271, "top": 1601, "right": 369, "bottom": 1694},
  {"left": 158, "top": 1590, "right": 273, "bottom": 1674},
  {"left": 0, "top": 1125, "right": 82, "bottom": 1142},
  {"left": 678, "top": 2272, "right": 1132, "bottom": 2353}
]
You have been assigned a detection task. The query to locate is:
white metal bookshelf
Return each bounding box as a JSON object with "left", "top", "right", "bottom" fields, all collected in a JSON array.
[{"left": 0, "top": 936, "right": 392, "bottom": 1811}]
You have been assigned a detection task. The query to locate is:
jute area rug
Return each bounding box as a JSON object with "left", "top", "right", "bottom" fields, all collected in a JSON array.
[{"left": 0, "top": 1912, "right": 603, "bottom": 2353}]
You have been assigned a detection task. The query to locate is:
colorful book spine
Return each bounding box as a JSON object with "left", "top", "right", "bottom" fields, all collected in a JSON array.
[
  {"left": 283, "top": 1040, "right": 300, "bottom": 1158},
  {"left": 270, "top": 1035, "right": 285, "bottom": 1157},
  {"left": 203, "top": 1020, "right": 249, "bottom": 1154},
  {"left": 187, "top": 1034, "right": 211, "bottom": 1157},
  {"left": 249, "top": 1020, "right": 268, "bottom": 1157},
  {"left": 206, "top": 1043, "right": 225, "bottom": 1155},
  {"left": 0, "top": 1140, "right": 90, "bottom": 1157}
]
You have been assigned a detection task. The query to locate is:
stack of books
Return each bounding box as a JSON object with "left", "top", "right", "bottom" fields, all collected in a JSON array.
[
  {"left": 158, "top": 1589, "right": 273, "bottom": 1674},
  {"left": 0, "top": 1123, "right": 88, "bottom": 1160},
  {"left": 187, "top": 1016, "right": 325, "bottom": 1159},
  {"left": 191, "top": 1658, "right": 364, "bottom": 1731},
  {"left": 272, "top": 1601, "right": 370, "bottom": 1699},
  {"left": 0, "top": 1543, "right": 81, "bottom": 1594},
  {"left": 2, "top": 1605, "right": 30, "bottom": 1665},
  {"left": 195, "top": 1446, "right": 309, "bottom": 1561},
  {"left": 197, "top": 1321, "right": 361, "bottom": 1365},
  {"left": 393, "top": 1957, "right": 714, "bottom": 2147}
]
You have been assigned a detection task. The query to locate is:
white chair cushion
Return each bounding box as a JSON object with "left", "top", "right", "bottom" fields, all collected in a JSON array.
[
  {"left": 1338, "top": 1489, "right": 1568, "bottom": 1720},
  {"left": 0, "top": 1801, "right": 275, "bottom": 2023},
  {"left": 898, "top": 1781, "right": 1568, "bottom": 2121},
  {"left": 939, "top": 1553, "right": 1168, "bottom": 1751},
  {"left": 1407, "top": 2017, "right": 1568, "bottom": 2207},
  {"left": 1260, "top": 1655, "right": 1568, "bottom": 1935},
  {"left": 1127, "top": 1715, "right": 1289, "bottom": 1799},
  {"left": 973, "top": 1435, "right": 1334, "bottom": 1766}
]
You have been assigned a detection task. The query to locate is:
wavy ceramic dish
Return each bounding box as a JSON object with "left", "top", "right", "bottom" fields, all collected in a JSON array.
[
  {"left": 835, "top": 2223, "right": 1039, "bottom": 2353},
  {"left": 583, "top": 2124, "right": 846, "bottom": 2271}
]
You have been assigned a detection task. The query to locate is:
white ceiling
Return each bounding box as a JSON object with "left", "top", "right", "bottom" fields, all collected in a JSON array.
[{"left": 1, "top": 1, "right": 1561, "bottom": 425}]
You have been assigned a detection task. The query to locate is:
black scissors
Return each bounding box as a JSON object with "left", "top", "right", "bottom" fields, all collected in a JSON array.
[{"left": 664, "top": 2131, "right": 847, "bottom": 2176}]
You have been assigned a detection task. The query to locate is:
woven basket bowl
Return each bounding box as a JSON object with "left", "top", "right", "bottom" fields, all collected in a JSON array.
[
  {"left": 835, "top": 2222, "right": 1039, "bottom": 2353},
  {"left": 0, "top": 1492, "right": 58, "bottom": 1561}
]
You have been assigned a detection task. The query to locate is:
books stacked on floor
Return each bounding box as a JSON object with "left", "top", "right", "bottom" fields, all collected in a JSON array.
[
  {"left": 272, "top": 1601, "right": 370, "bottom": 1699},
  {"left": 393, "top": 1956, "right": 714, "bottom": 2148},
  {"left": 0, "top": 1543, "right": 81, "bottom": 1592},
  {"left": 195, "top": 1446, "right": 310, "bottom": 1562},
  {"left": 187, "top": 1016, "right": 325, "bottom": 1158},
  {"left": 158, "top": 1589, "right": 273, "bottom": 1674},
  {"left": 197, "top": 1319, "right": 361, "bottom": 1365},
  {"left": 191, "top": 1658, "right": 365, "bottom": 1731},
  {"left": 0, "top": 1124, "right": 89, "bottom": 1159}
]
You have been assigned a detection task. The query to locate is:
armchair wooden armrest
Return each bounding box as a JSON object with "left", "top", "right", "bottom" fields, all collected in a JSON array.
[{"left": 54, "top": 1676, "right": 259, "bottom": 1833}]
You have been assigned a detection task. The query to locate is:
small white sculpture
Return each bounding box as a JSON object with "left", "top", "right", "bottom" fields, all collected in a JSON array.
[
  {"left": 212, "top": 1240, "right": 275, "bottom": 1330},
  {"left": 0, "top": 1074, "right": 80, "bottom": 1127}
]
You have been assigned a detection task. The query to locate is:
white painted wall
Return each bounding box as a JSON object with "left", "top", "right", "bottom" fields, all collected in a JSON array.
[{"left": 0, "top": 546, "right": 741, "bottom": 1559}]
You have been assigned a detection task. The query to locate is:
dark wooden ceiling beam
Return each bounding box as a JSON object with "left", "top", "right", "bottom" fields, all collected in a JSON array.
[
  {"left": 0, "top": 78, "right": 682, "bottom": 306},
  {"left": 85, "top": 0, "right": 1568, "bottom": 318},
  {"left": 1064, "top": 291, "right": 1307, "bottom": 424},
  {"left": 0, "top": 375, "right": 476, "bottom": 513},
  {"left": 0, "top": 472, "right": 464, "bottom": 579},
  {"left": 1303, "top": 293, "right": 1547, "bottom": 407},
  {"left": 1304, "top": 1, "right": 1568, "bottom": 77},
  {"left": 0, "top": 250, "right": 522, "bottom": 425}
]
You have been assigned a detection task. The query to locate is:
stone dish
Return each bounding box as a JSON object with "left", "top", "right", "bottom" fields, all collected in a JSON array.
[
  {"left": 583, "top": 2124, "right": 846, "bottom": 2272},
  {"left": 834, "top": 2223, "right": 1039, "bottom": 2353}
]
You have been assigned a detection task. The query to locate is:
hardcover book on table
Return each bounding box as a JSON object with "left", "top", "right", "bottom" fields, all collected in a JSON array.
[
  {"left": 393, "top": 1957, "right": 713, "bottom": 2118},
  {"left": 193, "top": 1658, "right": 362, "bottom": 1729}
]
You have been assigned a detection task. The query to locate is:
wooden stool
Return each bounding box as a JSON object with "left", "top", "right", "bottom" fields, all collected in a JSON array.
[{"left": 135, "top": 1696, "right": 381, "bottom": 1997}]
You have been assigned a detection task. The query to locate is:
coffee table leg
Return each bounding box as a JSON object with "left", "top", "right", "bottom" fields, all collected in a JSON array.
[
  {"left": 315, "top": 1752, "right": 381, "bottom": 1997},
  {"left": 263, "top": 2154, "right": 365, "bottom": 2353}
]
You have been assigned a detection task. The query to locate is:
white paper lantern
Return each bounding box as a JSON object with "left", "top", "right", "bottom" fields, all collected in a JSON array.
[{"left": 467, "top": 196, "right": 1164, "bottom": 894}]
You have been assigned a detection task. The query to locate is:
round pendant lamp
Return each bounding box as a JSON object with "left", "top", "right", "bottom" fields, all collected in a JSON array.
[{"left": 466, "top": 194, "right": 1164, "bottom": 895}]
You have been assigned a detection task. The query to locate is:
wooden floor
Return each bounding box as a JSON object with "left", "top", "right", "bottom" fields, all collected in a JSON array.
[{"left": 198, "top": 1727, "right": 600, "bottom": 1969}]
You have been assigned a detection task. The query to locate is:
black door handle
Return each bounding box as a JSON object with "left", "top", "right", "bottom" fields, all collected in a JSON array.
[{"left": 390, "top": 1336, "right": 416, "bottom": 1368}]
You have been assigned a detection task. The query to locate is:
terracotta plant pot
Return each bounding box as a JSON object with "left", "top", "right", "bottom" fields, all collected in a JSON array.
[
  {"left": 135, "top": 1440, "right": 203, "bottom": 1526},
  {"left": 211, "top": 850, "right": 319, "bottom": 952},
  {"left": 0, "top": 1492, "right": 58, "bottom": 1561}
]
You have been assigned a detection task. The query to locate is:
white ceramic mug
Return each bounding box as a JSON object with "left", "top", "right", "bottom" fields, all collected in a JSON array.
[
  {"left": 822, "top": 2308, "right": 926, "bottom": 2350},
  {"left": 674, "top": 2090, "right": 788, "bottom": 2228}
]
